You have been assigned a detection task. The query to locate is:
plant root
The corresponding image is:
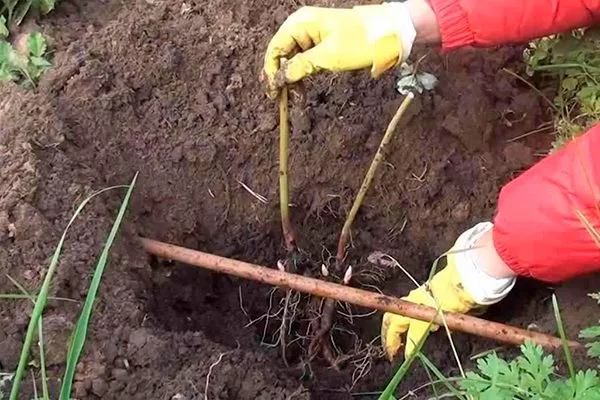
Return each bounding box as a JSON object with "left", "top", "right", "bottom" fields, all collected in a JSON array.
[
  {"left": 308, "top": 297, "right": 336, "bottom": 359},
  {"left": 280, "top": 289, "right": 293, "bottom": 368},
  {"left": 272, "top": 92, "right": 416, "bottom": 369},
  {"left": 304, "top": 94, "right": 416, "bottom": 368}
]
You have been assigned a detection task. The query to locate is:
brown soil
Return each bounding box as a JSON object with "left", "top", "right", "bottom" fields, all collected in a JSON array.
[{"left": 1, "top": 0, "right": 598, "bottom": 399}]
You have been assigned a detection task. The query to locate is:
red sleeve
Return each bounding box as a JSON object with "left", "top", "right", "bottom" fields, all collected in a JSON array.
[
  {"left": 493, "top": 124, "right": 600, "bottom": 283},
  {"left": 427, "top": 0, "right": 600, "bottom": 50}
]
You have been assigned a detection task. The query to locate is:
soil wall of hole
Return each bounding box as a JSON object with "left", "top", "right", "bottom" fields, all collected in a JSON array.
[{"left": 1, "top": 0, "right": 599, "bottom": 399}]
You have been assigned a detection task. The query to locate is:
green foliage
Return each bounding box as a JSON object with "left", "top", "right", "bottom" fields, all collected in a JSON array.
[
  {"left": 417, "top": 353, "right": 467, "bottom": 399},
  {"left": 0, "top": 31, "right": 50, "bottom": 86},
  {"left": 456, "top": 295, "right": 600, "bottom": 399},
  {"left": 1, "top": 0, "right": 56, "bottom": 26},
  {"left": 579, "top": 292, "right": 600, "bottom": 362},
  {"left": 0, "top": 15, "right": 8, "bottom": 37},
  {"left": 5, "top": 275, "right": 50, "bottom": 400},
  {"left": 60, "top": 174, "right": 138, "bottom": 399},
  {"left": 380, "top": 290, "right": 600, "bottom": 399},
  {"left": 524, "top": 29, "right": 600, "bottom": 150},
  {"left": 0, "top": 0, "right": 55, "bottom": 85},
  {"left": 8, "top": 178, "right": 136, "bottom": 400},
  {"left": 27, "top": 32, "right": 50, "bottom": 77},
  {"left": 460, "top": 342, "right": 600, "bottom": 399},
  {"left": 378, "top": 324, "right": 432, "bottom": 400}
]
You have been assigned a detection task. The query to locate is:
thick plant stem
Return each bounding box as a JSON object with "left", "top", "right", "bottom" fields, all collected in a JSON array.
[
  {"left": 320, "top": 93, "right": 414, "bottom": 366},
  {"left": 336, "top": 92, "right": 415, "bottom": 264},
  {"left": 279, "top": 86, "right": 296, "bottom": 252}
]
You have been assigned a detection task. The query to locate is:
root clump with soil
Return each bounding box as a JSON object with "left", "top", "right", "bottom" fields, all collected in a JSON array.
[{"left": 269, "top": 87, "right": 414, "bottom": 378}]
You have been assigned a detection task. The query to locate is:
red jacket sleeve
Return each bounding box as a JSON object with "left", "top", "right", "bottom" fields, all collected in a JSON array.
[
  {"left": 493, "top": 124, "right": 600, "bottom": 283},
  {"left": 427, "top": 0, "right": 600, "bottom": 49}
]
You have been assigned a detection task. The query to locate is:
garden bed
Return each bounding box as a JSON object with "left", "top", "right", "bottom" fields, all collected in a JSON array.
[{"left": 1, "top": 0, "right": 598, "bottom": 398}]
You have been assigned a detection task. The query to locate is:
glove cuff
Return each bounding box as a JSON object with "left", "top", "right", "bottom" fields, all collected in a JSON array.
[
  {"left": 353, "top": 3, "right": 416, "bottom": 76},
  {"left": 454, "top": 222, "right": 516, "bottom": 305},
  {"left": 386, "top": 2, "right": 417, "bottom": 62}
]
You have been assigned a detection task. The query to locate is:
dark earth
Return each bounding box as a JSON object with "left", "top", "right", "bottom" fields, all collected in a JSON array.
[{"left": 1, "top": 0, "right": 599, "bottom": 399}]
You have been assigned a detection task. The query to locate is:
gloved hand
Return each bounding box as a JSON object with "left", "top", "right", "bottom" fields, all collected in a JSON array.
[
  {"left": 263, "top": 3, "right": 416, "bottom": 97},
  {"left": 381, "top": 223, "right": 517, "bottom": 360}
]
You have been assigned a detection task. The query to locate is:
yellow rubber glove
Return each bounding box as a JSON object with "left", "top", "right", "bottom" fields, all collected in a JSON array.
[
  {"left": 381, "top": 222, "right": 517, "bottom": 360},
  {"left": 263, "top": 4, "right": 415, "bottom": 97},
  {"left": 381, "top": 259, "right": 481, "bottom": 360}
]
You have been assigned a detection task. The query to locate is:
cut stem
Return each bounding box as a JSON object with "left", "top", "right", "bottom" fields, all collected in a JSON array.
[
  {"left": 336, "top": 93, "right": 414, "bottom": 264},
  {"left": 279, "top": 86, "right": 295, "bottom": 252}
]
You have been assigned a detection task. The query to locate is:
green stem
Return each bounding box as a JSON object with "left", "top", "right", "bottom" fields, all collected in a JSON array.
[
  {"left": 279, "top": 86, "right": 295, "bottom": 252},
  {"left": 421, "top": 358, "right": 440, "bottom": 399},
  {"left": 552, "top": 294, "right": 576, "bottom": 382},
  {"left": 378, "top": 321, "right": 430, "bottom": 400},
  {"left": 37, "top": 316, "right": 49, "bottom": 400},
  {"left": 0, "top": 294, "right": 79, "bottom": 302},
  {"left": 417, "top": 353, "right": 468, "bottom": 400},
  {"left": 5, "top": 275, "right": 49, "bottom": 400},
  {"left": 336, "top": 93, "right": 414, "bottom": 264},
  {"left": 534, "top": 63, "right": 600, "bottom": 74},
  {"left": 59, "top": 175, "right": 137, "bottom": 399}
]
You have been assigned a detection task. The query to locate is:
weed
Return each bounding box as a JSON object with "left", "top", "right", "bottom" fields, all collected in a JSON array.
[
  {"left": 7, "top": 175, "right": 136, "bottom": 400},
  {"left": 1, "top": 1, "right": 54, "bottom": 85},
  {"left": 524, "top": 28, "right": 600, "bottom": 149},
  {"left": 460, "top": 342, "right": 600, "bottom": 399},
  {"left": 0, "top": 30, "right": 51, "bottom": 86},
  {"left": 579, "top": 292, "right": 600, "bottom": 363},
  {"left": 59, "top": 174, "right": 137, "bottom": 399},
  {"left": 6, "top": 276, "right": 50, "bottom": 400},
  {"left": 380, "top": 273, "right": 600, "bottom": 399},
  {"left": 377, "top": 324, "right": 432, "bottom": 400},
  {"left": 0, "top": 15, "right": 6, "bottom": 37},
  {"left": 1, "top": 0, "right": 56, "bottom": 27}
]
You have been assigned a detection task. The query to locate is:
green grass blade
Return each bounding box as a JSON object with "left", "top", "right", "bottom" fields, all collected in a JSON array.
[
  {"left": 8, "top": 184, "right": 128, "bottom": 400},
  {"left": 59, "top": 173, "right": 138, "bottom": 400},
  {"left": 426, "top": 253, "right": 466, "bottom": 378},
  {"left": 420, "top": 358, "right": 439, "bottom": 399},
  {"left": 469, "top": 347, "right": 505, "bottom": 360},
  {"left": 37, "top": 316, "right": 49, "bottom": 400},
  {"left": 417, "top": 353, "right": 468, "bottom": 400},
  {"left": 551, "top": 294, "right": 576, "bottom": 381},
  {"left": 397, "top": 377, "right": 465, "bottom": 400},
  {"left": 0, "top": 293, "right": 78, "bottom": 302},
  {"left": 4, "top": 275, "right": 49, "bottom": 400},
  {"left": 427, "top": 253, "right": 446, "bottom": 282},
  {"left": 6, "top": 273, "right": 32, "bottom": 296},
  {"left": 378, "top": 322, "right": 433, "bottom": 400}
]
